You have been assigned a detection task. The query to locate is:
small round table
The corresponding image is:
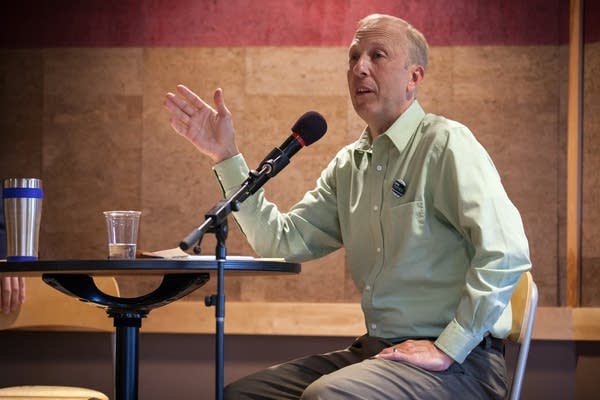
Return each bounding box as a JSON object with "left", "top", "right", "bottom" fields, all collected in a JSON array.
[{"left": 1, "top": 258, "right": 300, "bottom": 400}]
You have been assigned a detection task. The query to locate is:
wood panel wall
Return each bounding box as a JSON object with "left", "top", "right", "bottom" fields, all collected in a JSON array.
[
  {"left": 581, "top": 0, "right": 600, "bottom": 306},
  {"left": 1, "top": 1, "right": 590, "bottom": 313}
]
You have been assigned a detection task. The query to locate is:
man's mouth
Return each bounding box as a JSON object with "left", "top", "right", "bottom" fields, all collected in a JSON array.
[{"left": 356, "top": 87, "right": 374, "bottom": 95}]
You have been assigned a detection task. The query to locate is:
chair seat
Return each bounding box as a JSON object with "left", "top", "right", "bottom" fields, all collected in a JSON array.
[{"left": 0, "top": 385, "right": 108, "bottom": 399}]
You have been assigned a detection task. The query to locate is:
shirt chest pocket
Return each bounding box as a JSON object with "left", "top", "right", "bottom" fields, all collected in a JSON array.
[{"left": 382, "top": 200, "right": 428, "bottom": 258}]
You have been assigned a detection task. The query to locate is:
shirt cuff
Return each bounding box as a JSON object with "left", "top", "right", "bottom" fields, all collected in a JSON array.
[
  {"left": 212, "top": 154, "right": 250, "bottom": 195},
  {"left": 434, "top": 319, "right": 483, "bottom": 363}
]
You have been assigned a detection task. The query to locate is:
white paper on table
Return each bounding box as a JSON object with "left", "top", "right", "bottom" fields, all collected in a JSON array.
[{"left": 141, "top": 247, "right": 283, "bottom": 262}]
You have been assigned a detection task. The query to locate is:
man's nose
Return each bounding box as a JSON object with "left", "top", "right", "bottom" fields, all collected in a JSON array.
[{"left": 352, "top": 55, "right": 369, "bottom": 76}]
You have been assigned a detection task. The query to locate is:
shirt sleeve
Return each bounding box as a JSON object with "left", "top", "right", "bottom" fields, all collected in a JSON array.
[
  {"left": 212, "top": 154, "right": 343, "bottom": 262},
  {"left": 431, "top": 126, "right": 532, "bottom": 363}
]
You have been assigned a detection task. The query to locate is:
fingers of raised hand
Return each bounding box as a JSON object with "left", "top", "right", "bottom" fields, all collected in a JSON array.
[
  {"left": 168, "top": 114, "right": 190, "bottom": 137},
  {"left": 165, "top": 93, "right": 195, "bottom": 125},
  {"left": 177, "top": 84, "right": 214, "bottom": 111}
]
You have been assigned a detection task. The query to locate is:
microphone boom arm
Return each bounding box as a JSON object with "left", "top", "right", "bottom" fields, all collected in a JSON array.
[
  {"left": 180, "top": 110, "right": 327, "bottom": 250},
  {"left": 179, "top": 149, "right": 290, "bottom": 251}
]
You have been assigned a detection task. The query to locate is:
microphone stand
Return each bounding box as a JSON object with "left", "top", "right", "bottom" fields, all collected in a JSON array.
[
  {"left": 202, "top": 220, "right": 228, "bottom": 400},
  {"left": 179, "top": 153, "right": 290, "bottom": 400},
  {"left": 183, "top": 203, "right": 231, "bottom": 400}
]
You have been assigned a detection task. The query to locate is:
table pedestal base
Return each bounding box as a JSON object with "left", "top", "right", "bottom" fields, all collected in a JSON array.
[
  {"left": 43, "top": 273, "right": 210, "bottom": 400},
  {"left": 112, "top": 313, "right": 145, "bottom": 400}
]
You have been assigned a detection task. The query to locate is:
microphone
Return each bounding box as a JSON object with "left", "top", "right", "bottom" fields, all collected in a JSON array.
[
  {"left": 256, "top": 111, "right": 327, "bottom": 179},
  {"left": 179, "top": 111, "right": 327, "bottom": 251}
]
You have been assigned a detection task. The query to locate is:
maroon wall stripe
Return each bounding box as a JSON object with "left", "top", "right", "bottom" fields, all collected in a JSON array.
[
  {"left": 585, "top": 1, "right": 600, "bottom": 43},
  {"left": 1, "top": 0, "right": 570, "bottom": 48}
]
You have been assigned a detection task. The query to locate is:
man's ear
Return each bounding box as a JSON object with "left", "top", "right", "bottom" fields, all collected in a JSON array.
[{"left": 408, "top": 65, "right": 425, "bottom": 91}]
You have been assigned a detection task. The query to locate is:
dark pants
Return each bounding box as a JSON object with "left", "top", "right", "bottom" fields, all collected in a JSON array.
[{"left": 224, "top": 335, "right": 507, "bottom": 400}]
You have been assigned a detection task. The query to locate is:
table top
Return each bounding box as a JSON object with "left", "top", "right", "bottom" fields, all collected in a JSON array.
[{"left": 0, "top": 258, "right": 301, "bottom": 276}]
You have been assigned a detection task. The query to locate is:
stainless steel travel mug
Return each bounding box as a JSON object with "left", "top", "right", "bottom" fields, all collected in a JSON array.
[{"left": 2, "top": 178, "right": 43, "bottom": 261}]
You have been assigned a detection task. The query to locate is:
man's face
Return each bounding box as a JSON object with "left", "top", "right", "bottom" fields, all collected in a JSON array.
[{"left": 347, "top": 22, "right": 416, "bottom": 135}]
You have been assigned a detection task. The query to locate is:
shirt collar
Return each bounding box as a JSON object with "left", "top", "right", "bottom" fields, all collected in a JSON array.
[{"left": 354, "top": 100, "right": 426, "bottom": 153}]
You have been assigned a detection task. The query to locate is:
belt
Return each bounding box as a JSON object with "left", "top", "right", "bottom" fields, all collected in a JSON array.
[{"left": 480, "top": 336, "right": 505, "bottom": 355}]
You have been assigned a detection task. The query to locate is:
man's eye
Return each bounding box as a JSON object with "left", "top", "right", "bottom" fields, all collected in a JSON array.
[{"left": 373, "top": 52, "right": 385, "bottom": 59}]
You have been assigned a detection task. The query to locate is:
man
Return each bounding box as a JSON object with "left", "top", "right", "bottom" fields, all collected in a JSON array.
[{"left": 164, "top": 13, "right": 531, "bottom": 400}]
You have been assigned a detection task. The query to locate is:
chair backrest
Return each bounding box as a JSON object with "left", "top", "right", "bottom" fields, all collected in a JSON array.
[
  {"left": 0, "top": 276, "right": 119, "bottom": 332},
  {"left": 507, "top": 271, "right": 538, "bottom": 400}
]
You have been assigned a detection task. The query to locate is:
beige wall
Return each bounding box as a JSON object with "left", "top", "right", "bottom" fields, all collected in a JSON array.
[
  {"left": 0, "top": 44, "right": 570, "bottom": 305},
  {"left": 582, "top": 41, "right": 600, "bottom": 306}
]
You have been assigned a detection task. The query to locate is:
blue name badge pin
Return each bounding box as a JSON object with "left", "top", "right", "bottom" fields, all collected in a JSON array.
[{"left": 392, "top": 179, "right": 407, "bottom": 197}]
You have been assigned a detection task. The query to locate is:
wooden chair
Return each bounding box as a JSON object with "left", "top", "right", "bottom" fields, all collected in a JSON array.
[
  {"left": 0, "top": 276, "right": 119, "bottom": 399},
  {"left": 506, "top": 271, "right": 538, "bottom": 400}
]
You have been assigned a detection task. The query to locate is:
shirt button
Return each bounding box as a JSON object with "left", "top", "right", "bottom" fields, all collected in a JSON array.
[
  {"left": 365, "top": 285, "right": 371, "bottom": 291},
  {"left": 371, "top": 323, "right": 377, "bottom": 329},
  {"left": 376, "top": 165, "right": 383, "bottom": 172},
  {"left": 376, "top": 248, "right": 381, "bottom": 253},
  {"left": 373, "top": 205, "right": 378, "bottom": 211}
]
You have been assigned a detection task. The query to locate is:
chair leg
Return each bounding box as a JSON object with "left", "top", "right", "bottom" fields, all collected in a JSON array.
[{"left": 509, "top": 340, "right": 530, "bottom": 400}]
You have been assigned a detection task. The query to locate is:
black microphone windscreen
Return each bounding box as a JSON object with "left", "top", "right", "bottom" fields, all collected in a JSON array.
[{"left": 291, "top": 111, "right": 327, "bottom": 146}]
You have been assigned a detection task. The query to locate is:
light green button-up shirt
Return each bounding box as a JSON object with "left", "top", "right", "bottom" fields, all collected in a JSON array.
[{"left": 214, "top": 101, "right": 531, "bottom": 363}]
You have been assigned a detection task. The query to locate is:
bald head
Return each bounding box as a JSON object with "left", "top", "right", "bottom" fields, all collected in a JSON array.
[{"left": 356, "top": 14, "right": 429, "bottom": 70}]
